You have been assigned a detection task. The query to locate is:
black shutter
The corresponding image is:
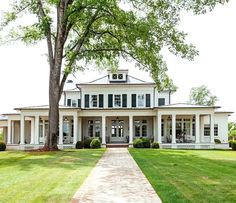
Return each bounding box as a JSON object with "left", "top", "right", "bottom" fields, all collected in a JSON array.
[
  {"left": 67, "top": 99, "right": 71, "bottom": 106},
  {"left": 108, "top": 94, "right": 113, "bottom": 108},
  {"left": 77, "top": 99, "right": 81, "bottom": 107},
  {"left": 146, "top": 94, "right": 151, "bottom": 107},
  {"left": 99, "top": 94, "right": 104, "bottom": 108},
  {"left": 132, "top": 94, "right": 136, "bottom": 107},
  {"left": 122, "top": 94, "right": 127, "bottom": 107},
  {"left": 85, "top": 94, "right": 89, "bottom": 108}
]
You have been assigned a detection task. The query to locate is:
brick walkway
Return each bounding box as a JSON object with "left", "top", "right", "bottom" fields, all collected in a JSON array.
[{"left": 71, "top": 148, "right": 162, "bottom": 203}]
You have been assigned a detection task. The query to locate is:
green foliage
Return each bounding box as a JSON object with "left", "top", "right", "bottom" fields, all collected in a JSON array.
[
  {"left": 83, "top": 138, "right": 93, "bottom": 149},
  {"left": 214, "top": 139, "right": 221, "bottom": 144},
  {"left": 133, "top": 138, "right": 143, "bottom": 148},
  {"left": 228, "top": 122, "right": 236, "bottom": 140},
  {"left": 0, "top": 142, "right": 6, "bottom": 151},
  {"left": 90, "top": 138, "right": 101, "bottom": 149},
  {"left": 75, "top": 141, "right": 83, "bottom": 149},
  {"left": 0, "top": 132, "right": 3, "bottom": 142},
  {"left": 229, "top": 140, "right": 234, "bottom": 148},
  {"left": 231, "top": 141, "right": 236, "bottom": 150},
  {"left": 140, "top": 137, "right": 151, "bottom": 148},
  {"left": 151, "top": 142, "right": 160, "bottom": 149},
  {"left": 189, "top": 85, "right": 218, "bottom": 106},
  {"left": 0, "top": 0, "right": 229, "bottom": 90}
]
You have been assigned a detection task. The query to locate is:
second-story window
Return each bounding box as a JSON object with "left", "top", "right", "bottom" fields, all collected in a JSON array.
[
  {"left": 112, "top": 74, "right": 117, "bottom": 79},
  {"left": 137, "top": 94, "right": 145, "bottom": 107},
  {"left": 114, "top": 95, "right": 121, "bottom": 107},
  {"left": 72, "top": 100, "right": 77, "bottom": 107},
  {"left": 91, "top": 95, "right": 98, "bottom": 107}
]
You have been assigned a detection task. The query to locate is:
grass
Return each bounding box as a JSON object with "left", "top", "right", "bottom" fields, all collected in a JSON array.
[
  {"left": 0, "top": 149, "right": 105, "bottom": 203},
  {"left": 129, "top": 149, "right": 236, "bottom": 203}
]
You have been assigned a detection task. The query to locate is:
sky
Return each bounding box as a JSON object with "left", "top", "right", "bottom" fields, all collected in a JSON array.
[{"left": 0, "top": 1, "right": 235, "bottom": 121}]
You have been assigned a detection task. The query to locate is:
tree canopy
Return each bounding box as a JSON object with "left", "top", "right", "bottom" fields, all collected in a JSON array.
[
  {"left": 189, "top": 85, "right": 218, "bottom": 106},
  {"left": 0, "top": 0, "right": 229, "bottom": 149}
]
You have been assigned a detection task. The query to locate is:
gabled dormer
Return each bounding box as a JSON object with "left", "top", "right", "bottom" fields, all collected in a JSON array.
[{"left": 108, "top": 69, "right": 128, "bottom": 83}]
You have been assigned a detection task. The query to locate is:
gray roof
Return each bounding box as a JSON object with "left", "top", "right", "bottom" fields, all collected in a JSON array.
[
  {"left": 77, "top": 75, "right": 155, "bottom": 85},
  {"left": 157, "top": 103, "right": 220, "bottom": 109},
  {"left": 14, "top": 105, "right": 80, "bottom": 110}
]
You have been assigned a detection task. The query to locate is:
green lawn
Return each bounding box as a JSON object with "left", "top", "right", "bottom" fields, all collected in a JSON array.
[
  {"left": 129, "top": 149, "right": 236, "bottom": 203},
  {"left": 0, "top": 149, "right": 105, "bottom": 203}
]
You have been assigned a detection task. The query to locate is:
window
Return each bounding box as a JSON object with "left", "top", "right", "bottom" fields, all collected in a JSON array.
[
  {"left": 204, "top": 124, "right": 210, "bottom": 136},
  {"left": 67, "top": 99, "right": 71, "bottom": 106},
  {"left": 118, "top": 74, "right": 123, "bottom": 79},
  {"left": 114, "top": 95, "right": 121, "bottom": 107},
  {"left": 158, "top": 98, "right": 165, "bottom": 106},
  {"left": 112, "top": 74, "right": 117, "bottom": 79},
  {"left": 134, "top": 120, "right": 147, "bottom": 137},
  {"left": 137, "top": 94, "right": 145, "bottom": 107},
  {"left": 88, "top": 120, "right": 93, "bottom": 137},
  {"left": 72, "top": 100, "right": 77, "bottom": 107},
  {"left": 161, "top": 119, "right": 164, "bottom": 137},
  {"left": 95, "top": 120, "right": 101, "bottom": 137},
  {"left": 214, "top": 124, "right": 218, "bottom": 136},
  {"left": 91, "top": 95, "right": 98, "bottom": 107}
]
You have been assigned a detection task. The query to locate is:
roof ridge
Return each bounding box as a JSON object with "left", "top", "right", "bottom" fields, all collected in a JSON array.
[{"left": 86, "top": 75, "right": 108, "bottom": 84}]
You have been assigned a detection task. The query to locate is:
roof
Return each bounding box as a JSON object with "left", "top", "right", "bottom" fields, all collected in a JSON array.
[
  {"left": 157, "top": 103, "right": 220, "bottom": 109},
  {"left": 77, "top": 75, "right": 155, "bottom": 86},
  {"left": 0, "top": 115, "right": 7, "bottom": 121},
  {"left": 14, "top": 105, "right": 81, "bottom": 111}
]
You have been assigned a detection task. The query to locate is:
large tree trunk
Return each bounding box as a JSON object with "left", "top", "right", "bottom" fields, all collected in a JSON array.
[{"left": 44, "top": 67, "right": 61, "bottom": 150}]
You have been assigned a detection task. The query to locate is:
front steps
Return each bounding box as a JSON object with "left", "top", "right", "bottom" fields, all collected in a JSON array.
[{"left": 106, "top": 143, "right": 129, "bottom": 148}]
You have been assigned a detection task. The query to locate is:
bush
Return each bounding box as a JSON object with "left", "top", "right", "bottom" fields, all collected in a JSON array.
[
  {"left": 141, "top": 137, "right": 151, "bottom": 148},
  {"left": 0, "top": 142, "right": 6, "bottom": 151},
  {"left": 214, "top": 139, "right": 221, "bottom": 144},
  {"left": 231, "top": 141, "right": 236, "bottom": 150},
  {"left": 90, "top": 138, "right": 101, "bottom": 149},
  {"left": 84, "top": 138, "right": 93, "bottom": 148},
  {"left": 229, "top": 140, "right": 233, "bottom": 148},
  {"left": 75, "top": 141, "right": 84, "bottom": 149},
  {"left": 133, "top": 138, "right": 143, "bottom": 148},
  {"left": 151, "top": 142, "right": 160, "bottom": 149}
]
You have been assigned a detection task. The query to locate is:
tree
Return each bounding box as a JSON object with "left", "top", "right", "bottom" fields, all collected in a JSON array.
[
  {"left": 0, "top": 0, "right": 228, "bottom": 150},
  {"left": 228, "top": 122, "right": 236, "bottom": 140},
  {"left": 189, "top": 85, "right": 218, "bottom": 106}
]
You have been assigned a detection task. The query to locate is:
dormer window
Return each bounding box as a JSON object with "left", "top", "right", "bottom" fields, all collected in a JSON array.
[
  {"left": 118, "top": 74, "right": 123, "bottom": 79},
  {"left": 112, "top": 74, "right": 117, "bottom": 79}
]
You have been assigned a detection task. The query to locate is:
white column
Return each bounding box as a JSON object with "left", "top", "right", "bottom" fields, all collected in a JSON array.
[
  {"left": 195, "top": 114, "right": 200, "bottom": 143},
  {"left": 42, "top": 119, "right": 45, "bottom": 142},
  {"left": 30, "top": 118, "right": 35, "bottom": 144},
  {"left": 102, "top": 116, "right": 106, "bottom": 145},
  {"left": 129, "top": 115, "right": 133, "bottom": 144},
  {"left": 35, "top": 116, "right": 39, "bottom": 144},
  {"left": 73, "top": 114, "right": 78, "bottom": 144},
  {"left": 157, "top": 113, "right": 162, "bottom": 143},
  {"left": 210, "top": 113, "right": 215, "bottom": 143},
  {"left": 59, "top": 114, "right": 63, "bottom": 145},
  {"left": 153, "top": 116, "right": 156, "bottom": 141},
  {"left": 78, "top": 117, "right": 82, "bottom": 141},
  {"left": 172, "top": 114, "right": 176, "bottom": 144},
  {"left": 7, "top": 119, "right": 11, "bottom": 144},
  {"left": 11, "top": 121, "right": 14, "bottom": 144},
  {"left": 20, "top": 115, "right": 25, "bottom": 145}
]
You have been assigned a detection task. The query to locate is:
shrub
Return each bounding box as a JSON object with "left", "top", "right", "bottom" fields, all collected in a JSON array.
[
  {"left": 84, "top": 138, "right": 93, "bottom": 148},
  {"left": 214, "top": 139, "right": 221, "bottom": 144},
  {"left": 90, "top": 138, "right": 101, "bottom": 149},
  {"left": 151, "top": 142, "right": 160, "bottom": 149},
  {"left": 229, "top": 140, "right": 233, "bottom": 148},
  {"left": 133, "top": 138, "right": 143, "bottom": 148},
  {"left": 141, "top": 137, "right": 151, "bottom": 148},
  {"left": 0, "top": 142, "right": 6, "bottom": 151},
  {"left": 75, "top": 141, "right": 84, "bottom": 149},
  {"left": 231, "top": 141, "right": 236, "bottom": 150}
]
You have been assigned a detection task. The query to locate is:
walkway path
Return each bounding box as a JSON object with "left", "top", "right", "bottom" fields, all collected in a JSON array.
[{"left": 71, "top": 148, "right": 162, "bottom": 203}]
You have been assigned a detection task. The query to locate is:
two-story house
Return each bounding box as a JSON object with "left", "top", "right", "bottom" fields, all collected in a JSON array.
[{"left": 0, "top": 69, "right": 232, "bottom": 149}]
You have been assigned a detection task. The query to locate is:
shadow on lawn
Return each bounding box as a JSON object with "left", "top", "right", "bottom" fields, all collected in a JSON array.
[{"left": 0, "top": 149, "right": 104, "bottom": 171}]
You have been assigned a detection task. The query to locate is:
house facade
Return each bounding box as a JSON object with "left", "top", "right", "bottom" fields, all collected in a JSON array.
[{"left": 0, "top": 69, "right": 232, "bottom": 149}]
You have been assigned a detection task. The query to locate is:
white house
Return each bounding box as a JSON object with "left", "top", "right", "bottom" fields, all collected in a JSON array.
[{"left": 0, "top": 69, "right": 232, "bottom": 150}]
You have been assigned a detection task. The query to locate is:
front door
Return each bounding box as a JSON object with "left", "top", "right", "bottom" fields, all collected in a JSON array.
[{"left": 110, "top": 120, "right": 125, "bottom": 142}]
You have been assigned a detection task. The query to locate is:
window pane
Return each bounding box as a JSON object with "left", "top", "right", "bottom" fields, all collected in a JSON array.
[
  {"left": 88, "top": 120, "right": 93, "bottom": 137},
  {"left": 137, "top": 94, "right": 145, "bottom": 107},
  {"left": 91, "top": 95, "right": 97, "bottom": 107},
  {"left": 142, "top": 125, "right": 147, "bottom": 137},
  {"left": 204, "top": 124, "right": 210, "bottom": 136},
  {"left": 114, "top": 95, "right": 121, "bottom": 107},
  {"left": 95, "top": 120, "right": 101, "bottom": 137},
  {"left": 72, "top": 100, "right": 77, "bottom": 107},
  {"left": 214, "top": 124, "right": 218, "bottom": 136}
]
